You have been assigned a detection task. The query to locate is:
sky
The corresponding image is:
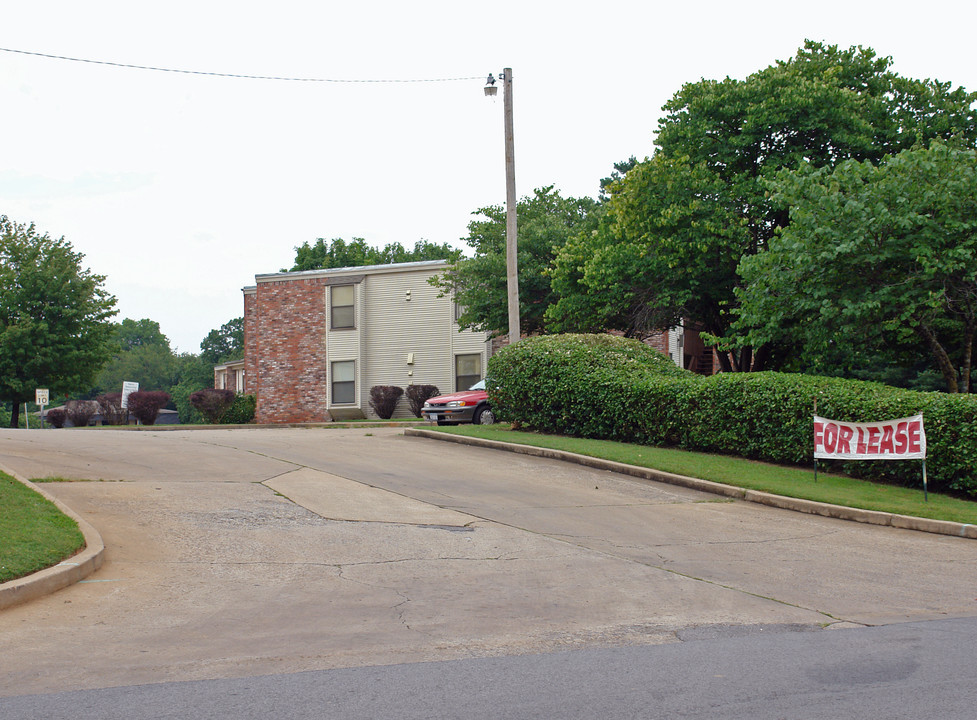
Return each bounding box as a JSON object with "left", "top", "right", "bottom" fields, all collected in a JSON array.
[{"left": 3, "top": 1, "right": 976, "bottom": 353}]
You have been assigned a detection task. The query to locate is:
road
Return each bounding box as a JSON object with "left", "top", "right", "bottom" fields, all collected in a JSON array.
[{"left": 1, "top": 427, "right": 975, "bottom": 714}]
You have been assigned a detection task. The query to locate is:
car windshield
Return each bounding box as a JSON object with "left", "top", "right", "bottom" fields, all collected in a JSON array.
[{"left": 468, "top": 379, "right": 486, "bottom": 391}]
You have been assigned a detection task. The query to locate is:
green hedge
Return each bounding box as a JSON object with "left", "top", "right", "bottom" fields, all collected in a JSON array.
[
  {"left": 219, "top": 394, "right": 257, "bottom": 424},
  {"left": 488, "top": 334, "right": 977, "bottom": 496}
]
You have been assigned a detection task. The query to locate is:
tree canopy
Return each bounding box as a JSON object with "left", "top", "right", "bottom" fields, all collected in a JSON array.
[
  {"left": 287, "top": 238, "right": 463, "bottom": 272},
  {"left": 0, "top": 216, "right": 117, "bottom": 427},
  {"left": 736, "top": 142, "right": 977, "bottom": 392},
  {"left": 548, "top": 41, "right": 977, "bottom": 371},
  {"left": 432, "top": 186, "right": 599, "bottom": 337},
  {"left": 199, "top": 317, "right": 244, "bottom": 364}
]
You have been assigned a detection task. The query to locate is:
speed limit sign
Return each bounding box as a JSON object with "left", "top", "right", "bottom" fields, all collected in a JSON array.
[{"left": 35, "top": 388, "right": 50, "bottom": 406}]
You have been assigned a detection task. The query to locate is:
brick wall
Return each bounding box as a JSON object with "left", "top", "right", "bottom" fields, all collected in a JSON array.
[{"left": 249, "top": 278, "right": 331, "bottom": 423}]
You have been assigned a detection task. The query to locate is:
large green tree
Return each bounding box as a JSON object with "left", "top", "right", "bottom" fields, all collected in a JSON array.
[
  {"left": 287, "top": 238, "right": 463, "bottom": 272},
  {"left": 431, "top": 186, "right": 599, "bottom": 337},
  {"left": 199, "top": 317, "right": 244, "bottom": 364},
  {"left": 551, "top": 41, "right": 977, "bottom": 370},
  {"left": 0, "top": 216, "right": 117, "bottom": 427},
  {"left": 736, "top": 142, "right": 977, "bottom": 392}
]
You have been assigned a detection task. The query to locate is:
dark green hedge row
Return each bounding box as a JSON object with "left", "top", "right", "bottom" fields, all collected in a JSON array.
[{"left": 488, "top": 334, "right": 977, "bottom": 496}]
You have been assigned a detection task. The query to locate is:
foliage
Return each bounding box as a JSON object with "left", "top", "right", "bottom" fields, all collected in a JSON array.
[
  {"left": 406, "top": 384, "right": 440, "bottom": 417},
  {"left": 219, "top": 393, "right": 256, "bottom": 424},
  {"left": 288, "top": 238, "right": 463, "bottom": 272},
  {"left": 369, "top": 385, "right": 404, "bottom": 419},
  {"left": 488, "top": 334, "right": 977, "bottom": 496},
  {"left": 171, "top": 353, "right": 217, "bottom": 424},
  {"left": 548, "top": 157, "right": 750, "bottom": 359},
  {"left": 736, "top": 142, "right": 977, "bottom": 393},
  {"left": 190, "top": 388, "right": 236, "bottom": 423},
  {"left": 94, "top": 338, "right": 180, "bottom": 400},
  {"left": 46, "top": 407, "right": 66, "bottom": 428},
  {"left": 113, "top": 318, "right": 171, "bottom": 352},
  {"left": 126, "top": 390, "right": 171, "bottom": 425},
  {"left": 65, "top": 400, "right": 98, "bottom": 427},
  {"left": 0, "top": 472, "right": 85, "bottom": 583},
  {"left": 200, "top": 317, "right": 244, "bottom": 364},
  {"left": 0, "top": 216, "right": 117, "bottom": 428},
  {"left": 96, "top": 393, "right": 127, "bottom": 425},
  {"left": 431, "top": 186, "right": 599, "bottom": 337},
  {"left": 550, "top": 42, "right": 977, "bottom": 371}
]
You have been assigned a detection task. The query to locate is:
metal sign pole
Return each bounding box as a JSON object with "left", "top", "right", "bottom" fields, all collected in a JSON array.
[{"left": 922, "top": 459, "right": 928, "bottom": 502}]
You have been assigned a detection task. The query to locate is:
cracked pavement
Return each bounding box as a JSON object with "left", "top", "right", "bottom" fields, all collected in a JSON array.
[{"left": 1, "top": 427, "right": 975, "bottom": 697}]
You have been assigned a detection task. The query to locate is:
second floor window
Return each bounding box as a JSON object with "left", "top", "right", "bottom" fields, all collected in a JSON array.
[{"left": 331, "top": 285, "right": 355, "bottom": 329}]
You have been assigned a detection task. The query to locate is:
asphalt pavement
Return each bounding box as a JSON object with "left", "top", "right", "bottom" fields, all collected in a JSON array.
[{"left": 1, "top": 426, "right": 975, "bottom": 702}]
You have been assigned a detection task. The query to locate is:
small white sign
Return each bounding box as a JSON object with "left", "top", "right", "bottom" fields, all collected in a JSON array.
[
  {"left": 121, "top": 381, "right": 139, "bottom": 409},
  {"left": 35, "top": 388, "right": 50, "bottom": 406}
]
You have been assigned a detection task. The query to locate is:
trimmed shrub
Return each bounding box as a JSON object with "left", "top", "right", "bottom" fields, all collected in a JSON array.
[
  {"left": 369, "top": 385, "right": 403, "bottom": 419},
  {"left": 406, "top": 385, "right": 440, "bottom": 417},
  {"left": 219, "top": 394, "right": 256, "bottom": 424},
  {"left": 96, "top": 393, "right": 128, "bottom": 425},
  {"left": 46, "top": 408, "right": 67, "bottom": 428},
  {"left": 190, "top": 388, "right": 236, "bottom": 424},
  {"left": 488, "top": 334, "right": 977, "bottom": 496},
  {"left": 65, "top": 400, "right": 98, "bottom": 427},
  {"left": 127, "top": 391, "right": 171, "bottom": 426}
]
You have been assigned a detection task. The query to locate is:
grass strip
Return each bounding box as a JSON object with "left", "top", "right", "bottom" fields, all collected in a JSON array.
[
  {"left": 0, "top": 472, "right": 86, "bottom": 584},
  {"left": 428, "top": 425, "right": 977, "bottom": 525}
]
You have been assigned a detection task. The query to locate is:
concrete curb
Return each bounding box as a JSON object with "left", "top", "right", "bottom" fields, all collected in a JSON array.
[
  {"left": 405, "top": 429, "right": 977, "bottom": 541},
  {"left": 0, "top": 464, "right": 105, "bottom": 611}
]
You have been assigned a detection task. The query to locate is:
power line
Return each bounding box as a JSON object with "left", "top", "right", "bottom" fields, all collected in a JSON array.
[{"left": 0, "top": 46, "right": 482, "bottom": 83}]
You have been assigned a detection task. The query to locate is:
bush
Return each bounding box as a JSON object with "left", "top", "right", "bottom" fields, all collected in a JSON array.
[
  {"left": 65, "top": 400, "right": 98, "bottom": 427},
  {"left": 369, "top": 385, "right": 403, "bottom": 419},
  {"left": 406, "top": 385, "right": 440, "bottom": 417},
  {"left": 46, "top": 408, "right": 67, "bottom": 428},
  {"left": 190, "top": 388, "right": 236, "bottom": 423},
  {"left": 127, "top": 391, "right": 171, "bottom": 426},
  {"left": 219, "top": 394, "right": 256, "bottom": 424},
  {"left": 488, "top": 333, "right": 977, "bottom": 496},
  {"left": 96, "top": 393, "right": 128, "bottom": 425}
]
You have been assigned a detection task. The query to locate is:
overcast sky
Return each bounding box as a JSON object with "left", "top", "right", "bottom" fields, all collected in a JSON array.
[{"left": 3, "top": 1, "right": 976, "bottom": 352}]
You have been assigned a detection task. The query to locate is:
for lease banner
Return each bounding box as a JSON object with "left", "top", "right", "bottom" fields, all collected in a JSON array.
[{"left": 813, "top": 415, "right": 926, "bottom": 460}]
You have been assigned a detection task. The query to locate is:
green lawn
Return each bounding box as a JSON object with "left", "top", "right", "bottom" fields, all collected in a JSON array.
[
  {"left": 0, "top": 472, "right": 85, "bottom": 584},
  {"left": 428, "top": 425, "right": 977, "bottom": 525}
]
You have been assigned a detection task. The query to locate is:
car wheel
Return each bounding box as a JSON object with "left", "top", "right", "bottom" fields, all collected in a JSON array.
[{"left": 474, "top": 407, "right": 495, "bottom": 425}]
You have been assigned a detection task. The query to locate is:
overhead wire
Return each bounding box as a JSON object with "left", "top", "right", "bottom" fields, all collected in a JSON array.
[{"left": 0, "top": 46, "right": 482, "bottom": 83}]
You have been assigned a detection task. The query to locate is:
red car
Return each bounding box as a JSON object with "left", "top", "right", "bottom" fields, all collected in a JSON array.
[{"left": 421, "top": 380, "right": 495, "bottom": 425}]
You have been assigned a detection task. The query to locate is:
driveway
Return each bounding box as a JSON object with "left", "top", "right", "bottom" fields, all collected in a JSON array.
[{"left": 0, "top": 427, "right": 974, "bottom": 697}]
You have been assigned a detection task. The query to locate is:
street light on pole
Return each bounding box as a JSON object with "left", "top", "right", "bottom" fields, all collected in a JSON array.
[{"left": 485, "top": 70, "right": 520, "bottom": 344}]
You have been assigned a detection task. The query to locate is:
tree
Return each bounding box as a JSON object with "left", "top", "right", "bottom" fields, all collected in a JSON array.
[
  {"left": 550, "top": 41, "right": 977, "bottom": 370},
  {"left": 113, "top": 318, "right": 170, "bottom": 352},
  {"left": 200, "top": 317, "right": 244, "bottom": 364},
  {"left": 736, "top": 142, "right": 977, "bottom": 392},
  {"left": 548, "top": 157, "right": 752, "bottom": 367},
  {"left": 0, "top": 217, "right": 117, "bottom": 427},
  {"left": 94, "top": 341, "right": 181, "bottom": 397},
  {"left": 286, "top": 238, "right": 463, "bottom": 272},
  {"left": 431, "top": 186, "right": 599, "bottom": 337}
]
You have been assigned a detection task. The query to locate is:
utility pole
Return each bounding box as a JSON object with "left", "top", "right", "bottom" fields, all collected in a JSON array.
[{"left": 502, "top": 68, "right": 519, "bottom": 344}]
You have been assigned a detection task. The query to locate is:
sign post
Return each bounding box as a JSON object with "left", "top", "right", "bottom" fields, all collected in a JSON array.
[
  {"left": 35, "top": 388, "right": 49, "bottom": 429},
  {"left": 121, "top": 381, "right": 139, "bottom": 424}
]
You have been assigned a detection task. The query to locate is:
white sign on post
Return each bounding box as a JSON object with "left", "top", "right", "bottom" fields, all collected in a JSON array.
[
  {"left": 121, "top": 381, "right": 139, "bottom": 409},
  {"left": 35, "top": 388, "right": 50, "bottom": 406}
]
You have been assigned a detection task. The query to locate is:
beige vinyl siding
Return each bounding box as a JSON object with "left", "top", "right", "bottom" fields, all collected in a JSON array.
[{"left": 360, "top": 267, "right": 452, "bottom": 417}]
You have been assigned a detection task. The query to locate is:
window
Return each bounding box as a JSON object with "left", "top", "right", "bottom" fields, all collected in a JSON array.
[
  {"left": 331, "top": 361, "right": 355, "bottom": 404},
  {"left": 454, "top": 301, "right": 465, "bottom": 323},
  {"left": 455, "top": 353, "right": 481, "bottom": 391},
  {"left": 331, "top": 285, "right": 355, "bottom": 329}
]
